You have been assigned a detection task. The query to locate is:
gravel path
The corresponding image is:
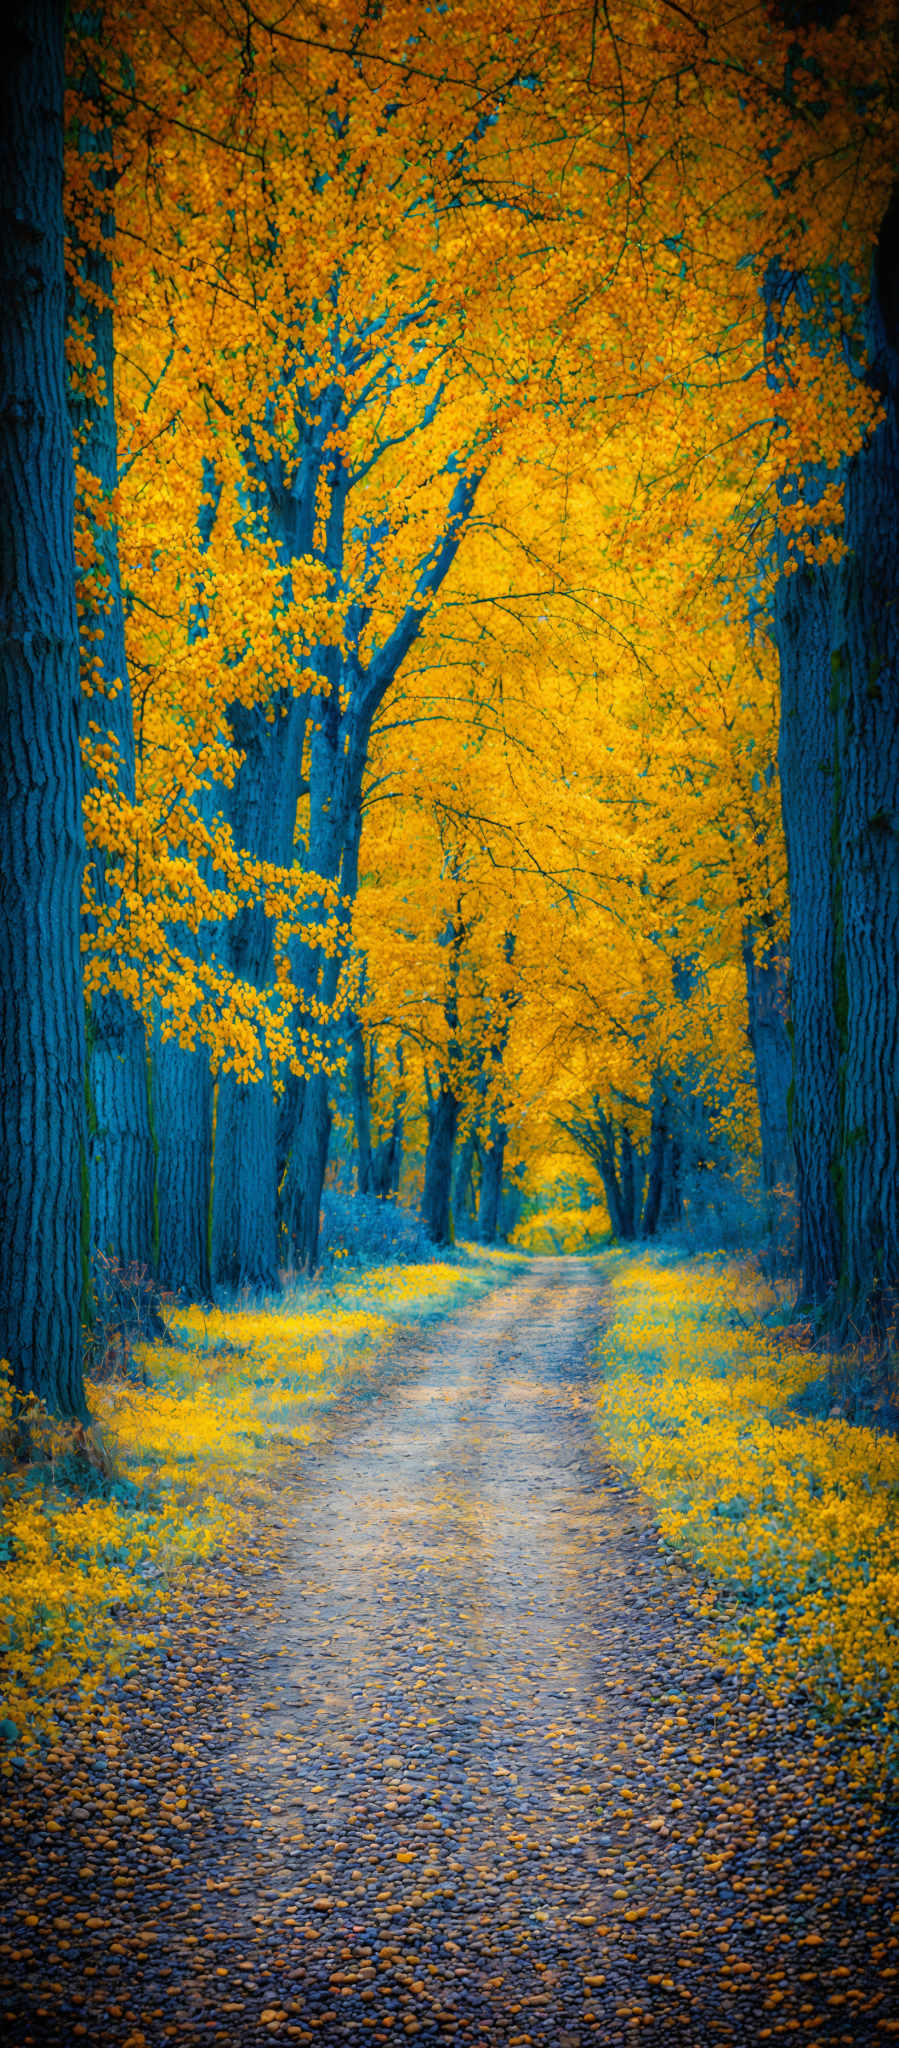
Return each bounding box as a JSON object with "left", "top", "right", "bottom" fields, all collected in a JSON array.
[{"left": 2, "top": 1259, "right": 897, "bottom": 2046}]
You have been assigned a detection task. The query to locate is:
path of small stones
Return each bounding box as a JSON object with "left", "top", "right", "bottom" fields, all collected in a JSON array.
[{"left": 2, "top": 1259, "right": 897, "bottom": 2048}]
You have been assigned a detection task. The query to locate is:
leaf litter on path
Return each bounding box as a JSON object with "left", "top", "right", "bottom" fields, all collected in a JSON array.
[{"left": 1, "top": 1258, "right": 897, "bottom": 2046}]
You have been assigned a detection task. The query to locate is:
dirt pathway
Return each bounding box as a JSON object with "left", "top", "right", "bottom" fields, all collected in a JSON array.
[{"left": 1, "top": 1260, "right": 897, "bottom": 2046}]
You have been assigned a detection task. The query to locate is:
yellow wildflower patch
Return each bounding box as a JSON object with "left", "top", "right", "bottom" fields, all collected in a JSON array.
[
  {"left": 595, "top": 1251, "right": 899, "bottom": 1791},
  {"left": 0, "top": 1258, "right": 502, "bottom": 1766}
]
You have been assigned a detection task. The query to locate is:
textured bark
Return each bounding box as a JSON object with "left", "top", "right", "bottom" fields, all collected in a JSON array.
[
  {"left": 453, "top": 1124, "right": 480, "bottom": 1232},
  {"left": 88, "top": 1001, "right": 155, "bottom": 1268},
  {"left": 600, "top": 1156, "right": 626, "bottom": 1239},
  {"left": 349, "top": 1017, "right": 373, "bottom": 1196},
  {"left": 279, "top": 702, "right": 366, "bottom": 1267},
  {"left": 776, "top": 559, "right": 842, "bottom": 1308},
  {"left": 742, "top": 927, "right": 794, "bottom": 1195},
  {"left": 277, "top": 1070, "right": 304, "bottom": 1191},
  {"left": 830, "top": 208, "right": 899, "bottom": 1332},
  {"left": 152, "top": 1026, "right": 213, "bottom": 1302},
  {"left": 211, "top": 698, "right": 303, "bottom": 1292},
  {"left": 473, "top": 935, "right": 515, "bottom": 1244},
  {"left": 283, "top": 1070, "right": 333, "bottom": 1274},
  {"left": 594, "top": 1115, "right": 625, "bottom": 1237},
  {"left": 70, "top": 17, "right": 156, "bottom": 1275},
  {"left": 618, "top": 1128, "right": 643, "bottom": 1240},
  {"left": 0, "top": 1, "right": 87, "bottom": 1414},
  {"left": 421, "top": 1082, "right": 459, "bottom": 1246},
  {"left": 371, "top": 1090, "right": 404, "bottom": 1198},
  {"left": 419, "top": 907, "right": 465, "bottom": 1248},
  {"left": 638, "top": 1072, "right": 684, "bottom": 1237},
  {"left": 641, "top": 1079, "right": 670, "bottom": 1239},
  {"left": 658, "top": 1132, "right": 683, "bottom": 1230},
  {"left": 211, "top": 1068, "right": 279, "bottom": 1293},
  {"left": 476, "top": 1119, "right": 506, "bottom": 1244}
]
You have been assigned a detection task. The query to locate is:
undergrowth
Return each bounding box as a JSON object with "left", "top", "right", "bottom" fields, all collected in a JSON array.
[
  {"left": 0, "top": 1254, "right": 507, "bottom": 1768},
  {"left": 595, "top": 1248, "right": 899, "bottom": 1795}
]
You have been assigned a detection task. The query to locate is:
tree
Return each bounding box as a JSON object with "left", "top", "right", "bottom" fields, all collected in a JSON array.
[
  {"left": 41, "top": 0, "right": 899, "bottom": 1330},
  {"left": 0, "top": 0, "right": 88, "bottom": 1417},
  {"left": 209, "top": 696, "right": 306, "bottom": 1291},
  {"left": 67, "top": 12, "right": 157, "bottom": 1282},
  {"left": 741, "top": 927, "right": 793, "bottom": 1199},
  {"left": 830, "top": 197, "right": 899, "bottom": 1334},
  {"left": 774, "top": 205, "right": 899, "bottom": 1332}
]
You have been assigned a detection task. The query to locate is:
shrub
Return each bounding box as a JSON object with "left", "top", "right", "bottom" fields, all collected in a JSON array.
[
  {"left": 318, "top": 1188, "right": 437, "bottom": 1271},
  {"left": 83, "top": 1252, "right": 175, "bottom": 1383}
]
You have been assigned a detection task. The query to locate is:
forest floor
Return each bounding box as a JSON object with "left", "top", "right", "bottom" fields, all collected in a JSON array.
[{"left": 1, "top": 1256, "right": 898, "bottom": 2047}]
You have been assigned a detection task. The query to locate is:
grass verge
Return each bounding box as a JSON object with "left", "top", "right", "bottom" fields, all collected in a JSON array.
[
  {"left": 595, "top": 1247, "right": 899, "bottom": 1796},
  {"left": 0, "top": 1252, "right": 511, "bottom": 1769}
]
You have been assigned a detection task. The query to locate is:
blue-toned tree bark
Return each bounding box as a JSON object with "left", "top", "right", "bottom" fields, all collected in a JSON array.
[
  {"left": 210, "top": 697, "right": 304, "bottom": 1293},
  {"left": 371, "top": 1044, "right": 405, "bottom": 1199},
  {"left": 741, "top": 926, "right": 794, "bottom": 1198},
  {"left": 421, "top": 1081, "right": 459, "bottom": 1248},
  {"left": 476, "top": 1111, "right": 507, "bottom": 1244},
  {"left": 152, "top": 1017, "right": 213, "bottom": 1303},
  {"left": 640, "top": 1075, "right": 683, "bottom": 1241},
  {"left": 771, "top": 191, "right": 899, "bottom": 1334},
  {"left": 279, "top": 710, "right": 365, "bottom": 1273},
  {"left": 68, "top": 11, "right": 156, "bottom": 1277},
  {"left": 830, "top": 194, "right": 899, "bottom": 1335},
  {"left": 0, "top": 0, "right": 88, "bottom": 1415},
  {"left": 253, "top": 393, "right": 482, "bottom": 1271},
  {"left": 349, "top": 1013, "right": 373, "bottom": 1196},
  {"left": 775, "top": 560, "right": 842, "bottom": 1310},
  {"left": 419, "top": 908, "right": 465, "bottom": 1249},
  {"left": 453, "top": 1123, "right": 481, "bottom": 1234},
  {"left": 148, "top": 474, "right": 222, "bottom": 1304},
  {"left": 766, "top": 19, "right": 899, "bottom": 1347}
]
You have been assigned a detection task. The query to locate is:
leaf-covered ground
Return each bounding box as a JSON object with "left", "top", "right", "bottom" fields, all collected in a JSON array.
[{"left": 1, "top": 1258, "right": 897, "bottom": 2046}]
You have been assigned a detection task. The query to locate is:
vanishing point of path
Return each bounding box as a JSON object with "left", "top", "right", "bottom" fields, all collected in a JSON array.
[{"left": 2, "top": 1259, "right": 897, "bottom": 2047}]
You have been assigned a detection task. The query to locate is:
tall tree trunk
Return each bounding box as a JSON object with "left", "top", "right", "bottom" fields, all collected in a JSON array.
[
  {"left": 69, "top": 14, "right": 156, "bottom": 1279},
  {"left": 830, "top": 203, "right": 899, "bottom": 1334},
  {"left": 421, "top": 1081, "right": 459, "bottom": 1246},
  {"left": 453, "top": 1123, "right": 480, "bottom": 1234},
  {"left": 776, "top": 559, "right": 843, "bottom": 1310},
  {"left": 211, "top": 698, "right": 303, "bottom": 1292},
  {"left": 658, "top": 1131, "right": 683, "bottom": 1230},
  {"left": 279, "top": 702, "right": 365, "bottom": 1270},
  {"left": 282, "top": 1069, "right": 333, "bottom": 1273},
  {"left": 742, "top": 926, "right": 795, "bottom": 1195},
  {"left": 594, "top": 1110, "right": 626, "bottom": 1239},
  {"left": 0, "top": 1, "right": 88, "bottom": 1416},
  {"left": 618, "top": 1127, "right": 644, "bottom": 1240},
  {"left": 87, "top": 1002, "right": 155, "bottom": 1268},
  {"left": 211, "top": 1064, "right": 279, "bottom": 1293},
  {"left": 277, "top": 1070, "right": 304, "bottom": 1190},
  {"left": 419, "top": 906, "right": 465, "bottom": 1248},
  {"left": 477, "top": 1117, "right": 506, "bottom": 1244},
  {"left": 210, "top": 899, "right": 280, "bottom": 1292},
  {"left": 152, "top": 1026, "right": 213, "bottom": 1302},
  {"left": 371, "top": 1082, "right": 404, "bottom": 1198},
  {"left": 501, "top": 1177, "right": 523, "bottom": 1241},
  {"left": 349, "top": 1016, "right": 373, "bottom": 1195},
  {"left": 641, "top": 1076, "right": 670, "bottom": 1239}
]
